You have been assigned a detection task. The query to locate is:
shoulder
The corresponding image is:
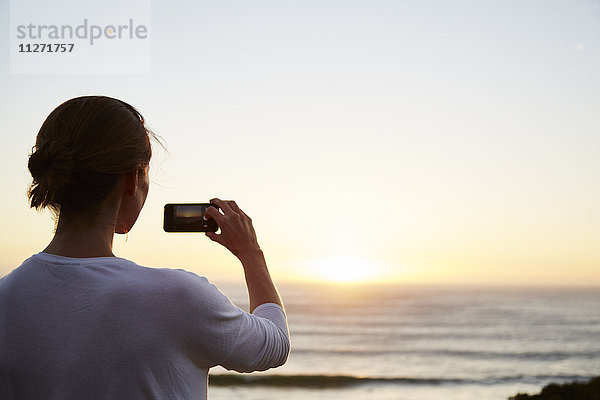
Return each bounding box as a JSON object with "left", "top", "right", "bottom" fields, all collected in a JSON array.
[
  {"left": 132, "top": 263, "right": 213, "bottom": 293},
  {"left": 123, "top": 262, "right": 234, "bottom": 310}
]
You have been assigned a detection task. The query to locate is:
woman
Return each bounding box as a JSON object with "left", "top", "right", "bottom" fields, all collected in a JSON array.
[{"left": 0, "top": 96, "right": 290, "bottom": 399}]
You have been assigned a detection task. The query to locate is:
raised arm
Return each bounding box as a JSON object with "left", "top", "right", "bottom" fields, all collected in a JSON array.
[
  {"left": 204, "top": 198, "right": 282, "bottom": 313},
  {"left": 202, "top": 198, "right": 289, "bottom": 371}
]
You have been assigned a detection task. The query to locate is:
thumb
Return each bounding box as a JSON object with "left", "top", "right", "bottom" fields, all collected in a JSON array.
[{"left": 205, "top": 231, "right": 221, "bottom": 243}]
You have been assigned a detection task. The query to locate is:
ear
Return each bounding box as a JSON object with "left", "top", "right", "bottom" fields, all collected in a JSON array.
[{"left": 124, "top": 169, "right": 139, "bottom": 197}]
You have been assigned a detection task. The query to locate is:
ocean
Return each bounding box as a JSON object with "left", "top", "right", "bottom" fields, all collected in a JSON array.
[{"left": 209, "top": 282, "right": 600, "bottom": 400}]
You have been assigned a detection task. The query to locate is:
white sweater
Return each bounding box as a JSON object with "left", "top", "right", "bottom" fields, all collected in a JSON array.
[{"left": 0, "top": 252, "right": 290, "bottom": 399}]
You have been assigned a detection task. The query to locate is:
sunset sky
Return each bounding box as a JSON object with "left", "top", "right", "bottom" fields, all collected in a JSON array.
[{"left": 1, "top": 0, "right": 598, "bottom": 286}]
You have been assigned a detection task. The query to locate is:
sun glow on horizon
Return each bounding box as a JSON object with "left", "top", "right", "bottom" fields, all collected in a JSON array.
[{"left": 306, "top": 255, "right": 383, "bottom": 284}]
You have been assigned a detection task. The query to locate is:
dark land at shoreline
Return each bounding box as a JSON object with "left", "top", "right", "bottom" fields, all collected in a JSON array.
[{"left": 509, "top": 376, "right": 600, "bottom": 400}]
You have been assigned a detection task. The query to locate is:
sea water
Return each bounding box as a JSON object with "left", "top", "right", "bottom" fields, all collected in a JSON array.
[{"left": 209, "top": 282, "right": 600, "bottom": 400}]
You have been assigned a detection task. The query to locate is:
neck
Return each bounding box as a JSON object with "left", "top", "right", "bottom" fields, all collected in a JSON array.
[{"left": 43, "top": 208, "right": 118, "bottom": 258}]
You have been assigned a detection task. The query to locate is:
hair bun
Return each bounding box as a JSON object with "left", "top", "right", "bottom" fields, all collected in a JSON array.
[
  {"left": 27, "top": 143, "right": 74, "bottom": 182},
  {"left": 28, "top": 147, "right": 51, "bottom": 176}
]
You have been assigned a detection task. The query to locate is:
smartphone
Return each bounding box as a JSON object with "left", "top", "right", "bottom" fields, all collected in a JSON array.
[{"left": 163, "top": 203, "right": 219, "bottom": 232}]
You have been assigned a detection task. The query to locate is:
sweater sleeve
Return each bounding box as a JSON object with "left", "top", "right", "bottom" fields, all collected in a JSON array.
[
  {"left": 220, "top": 302, "right": 290, "bottom": 372},
  {"left": 171, "top": 270, "right": 290, "bottom": 372}
]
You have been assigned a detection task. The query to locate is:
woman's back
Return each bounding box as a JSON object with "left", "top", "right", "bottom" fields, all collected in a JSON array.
[{"left": 0, "top": 252, "right": 289, "bottom": 399}]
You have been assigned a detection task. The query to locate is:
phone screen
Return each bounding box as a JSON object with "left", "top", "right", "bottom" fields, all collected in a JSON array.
[
  {"left": 164, "top": 203, "right": 219, "bottom": 232},
  {"left": 174, "top": 204, "right": 205, "bottom": 219}
]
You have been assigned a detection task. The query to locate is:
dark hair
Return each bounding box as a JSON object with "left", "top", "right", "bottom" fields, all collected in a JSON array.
[{"left": 27, "top": 95, "right": 163, "bottom": 216}]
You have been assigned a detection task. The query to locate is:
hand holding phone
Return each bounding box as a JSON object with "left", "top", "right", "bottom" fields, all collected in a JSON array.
[{"left": 203, "top": 198, "right": 262, "bottom": 260}]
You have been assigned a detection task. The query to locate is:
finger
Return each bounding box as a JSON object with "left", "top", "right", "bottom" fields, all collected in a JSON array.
[
  {"left": 205, "top": 231, "right": 223, "bottom": 244},
  {"left": 239, "top": 208, "right": 251, "bottom": 220},
  {"left": 204, "top": 205, "right": 225, "bottom": 223},
  {"left": 227, "top": 200, "right": 242, "bottom": 213},
  {"left": 225, "top": 200, "right": 250, "bottom": 221},
  {"left": 210, "top": 198, "right": 234, "bottom": 215},
  {"left": 230, "top": 204, "right": 250, "bottom": 220}
]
